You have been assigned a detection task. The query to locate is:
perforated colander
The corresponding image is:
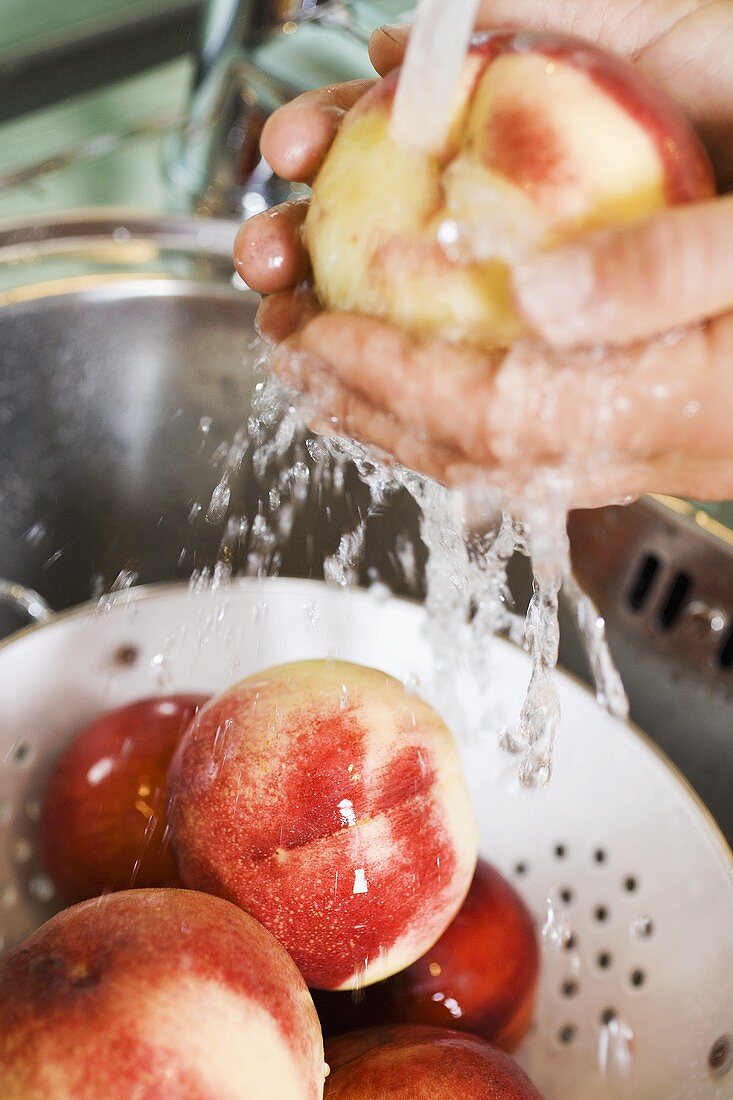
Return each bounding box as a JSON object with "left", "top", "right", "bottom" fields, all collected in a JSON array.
[{"left": 0, "top": 577, "right": 731, "bottom": 1099}]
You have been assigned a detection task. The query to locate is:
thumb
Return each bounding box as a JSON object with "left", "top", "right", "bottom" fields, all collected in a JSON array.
[{"left": 512, "top": 194, "right": 733, "bottom": 348}]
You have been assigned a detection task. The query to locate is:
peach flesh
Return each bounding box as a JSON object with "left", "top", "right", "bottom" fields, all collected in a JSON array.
[
  {"left": 0, "top": 889, "right": 326, "bottom": 1099},
  {"left": 305, "top": 31, "right": 715, "bottom": 350},
  {"left": 324, "top": 1025, "right": 545, "bottom": 1099},
  {"left": 40, "top": 694, "right": 209, "bottom": 902},
  {"left": 168, "top": 660, "right": 478, "bottom": 990},
  {"left": 312, "top": 857, "right": 539, "bottom": 1051}
]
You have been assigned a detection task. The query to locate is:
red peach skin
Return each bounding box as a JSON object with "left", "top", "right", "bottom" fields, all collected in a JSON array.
[
  {"left": 40, "top": 694, "right": 209, "bottom": 902},
  {"left": 305, "top": 31, "right": 715, "bottom": 350},
  {"left": 0, "top": 889, "right": 326, "bottom": 1099},
  {"left": 313, "top": 858, "right": 539, "bottom": 1051},
  {"left": 168, "top": 660, "right": 478, "bottom": 990},
  {"left": 324, "top": 1025, "right": 545, "bottom": 1098}
]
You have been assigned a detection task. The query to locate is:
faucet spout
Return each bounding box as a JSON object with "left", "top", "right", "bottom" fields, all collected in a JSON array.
[{"left": 169, "top": 0, "right": 301, "bottom": 217}]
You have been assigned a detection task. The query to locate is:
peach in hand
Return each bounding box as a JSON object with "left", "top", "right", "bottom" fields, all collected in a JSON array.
[
  {"left": 168, "top": 660, "right": 478, "bottom": 990},
  {"left": 40, "top": 694, "right": 209, "bottom": 902},
  {"left": 306, "top": 31, "right": 715, "bottom": 350},
  {"left": 0, "top": 888, "right": 326, "bottom": 1099},
  {"left": 313, "top": 857, "right": 539, "bottom": 1051},
  {"left": 324, "top": 1025, "right": 545, "bottom": 1099}
]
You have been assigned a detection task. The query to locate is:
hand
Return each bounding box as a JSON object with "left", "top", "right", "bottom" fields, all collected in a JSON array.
[{"left": 235, "top": 1, "right": 733, "bottom": 509}]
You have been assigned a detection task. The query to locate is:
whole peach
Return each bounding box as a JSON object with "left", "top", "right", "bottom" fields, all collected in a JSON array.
[
  {"left": 306, "top": 31, "right": 715, "bottom": 350},
  {"left": 313, "top": 858, "right": 539, "bottom": 1051},
  {"left": 324, "top": 1025, "right": 544, "bottom": 1098},
  {"left": 168, "top": 660, "right": 478, "bottom": 990},
  {"left": 40, "top": 694, "right": 209, "bottom": 902},
  {"left": 0, "top": 889, "right": 326, "bottom": 1099}
]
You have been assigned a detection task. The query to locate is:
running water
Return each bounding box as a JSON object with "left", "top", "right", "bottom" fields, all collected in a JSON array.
[{"left": 207, "top": 345, "right": 625, "bottom": 790}]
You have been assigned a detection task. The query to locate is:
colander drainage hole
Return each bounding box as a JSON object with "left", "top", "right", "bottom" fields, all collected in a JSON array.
[
  {"left": 561, "top": 980, "right": 579, "bottom": 998},
  {"left": 601, "top": 1008, "right": 617, "bottom": 1025},
  {"left": 594, "top": 905, "right": 609, "bottom": 923},
  {"left": 623, "top": 876, "right": 639, "bottom": 894},
  {"left": 708, "top": 1035, "right": 733, "bottom": 1079},
  {"left": 597, "top": 952, "right": 613, "bottom": 971},
  {"left": 593, "top": 848, "right": 607, "bottom": 865},
  {"left": 557, "top": 1024, "right": 576, "bottom": 1045},
  {"left": 553, "top": 843, "right": 567, "bottom": 859},
  {"left": 563, "top": 934, "right": 577, "bottom": 952},
  {"left": 113, "top": 643, "right": 140, "bottom": 667},
  {"left": 629, "top": 969, "right": 645, "bottom": 989},
  {"left": 514, "top": 861, "right": 528, "bottom": 877},
  {"left": 9, "top": 742, "right": 33, "bottom": 768},
  {"left": 559, "top": 887, "right": 574, "bottom": 905}
]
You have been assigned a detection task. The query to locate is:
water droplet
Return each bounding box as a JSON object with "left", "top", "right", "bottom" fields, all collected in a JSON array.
[
  {"left": 598, "top": 1014, "right": 635, "bottom": 1080},
  {"left": 631, "top": 915, "right": 654, "bottom": 940},
  {"left": 338, "top": 799, "right": 357, "bottom": 828},
  {"left": 25, "top": 522, "right": 46, "bottom": 547},
  {"left": 352, "top": 868, "right": 368, "bottom": 895}
]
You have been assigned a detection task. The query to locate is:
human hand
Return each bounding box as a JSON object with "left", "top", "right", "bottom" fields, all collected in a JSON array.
[{"left": 235, "top": 1, "right": 733, "bottom": 509}]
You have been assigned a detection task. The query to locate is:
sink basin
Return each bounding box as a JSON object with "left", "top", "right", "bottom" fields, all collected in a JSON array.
[{"left": 0, "top": 212, "right": 422, "bottom": 638}]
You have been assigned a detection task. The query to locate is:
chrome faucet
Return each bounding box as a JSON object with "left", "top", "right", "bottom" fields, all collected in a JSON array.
[{"left": 169, "top": 0, "right": 368, "bottom": 218}]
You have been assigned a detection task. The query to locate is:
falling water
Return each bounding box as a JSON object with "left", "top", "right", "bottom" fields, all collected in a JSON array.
[{"left": 193, "top": 334, "right": 627, "bottom": 789}]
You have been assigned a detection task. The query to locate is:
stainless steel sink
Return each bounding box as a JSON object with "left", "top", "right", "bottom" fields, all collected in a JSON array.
[{"left": 0, "top": 212, "right": 422, "bottom": 639}]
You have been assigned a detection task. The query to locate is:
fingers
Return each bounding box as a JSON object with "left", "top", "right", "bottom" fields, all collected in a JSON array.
[
  {"left": 256, "top": 288, "right": 321, "bottom": 343},
  {"left": 269, "top": 304, "right": 733, "bottom": 505},
  {"left": 261, "top": 80, "right": 375, "bottom": 183},
  {"left": 284, "top": 304, "right": 733, "bottom": 474},
  {"left": 269, "top": 342, "right": 462, "bottom": 484},
  {"left": 295, "top": 312, "right": 501, "bottom": 463},
  {"left": 368, "top": 1, "right": 665, "bottom": 76},
  {"left": 235, "top": 202, "right": 310, "bottom": 293},
  {"left": 486, "top": 316, "right": 733, "bottom": 467},
  {"left": 513, "top": 195, "right": 733, "bottom": 348}
]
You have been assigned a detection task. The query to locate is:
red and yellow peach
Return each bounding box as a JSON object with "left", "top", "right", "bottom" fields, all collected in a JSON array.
[
  {"left": 306, "top": 31, "right": 715, "bottom": 350},
  {"left": 168, "top": 660, "right": 478, "bottom": 989},
  {"left": 313, "top": 857, "right": 539, "bottom": 1051},
  {"left": 40, "top": 694, "right": 209, "bottom": 902},
  {"left": 0, "top": 889, "right": 326, "bottom": 1099},
  {"left": 324, "top": 1025, "right": 545, "bottom": 1098}
]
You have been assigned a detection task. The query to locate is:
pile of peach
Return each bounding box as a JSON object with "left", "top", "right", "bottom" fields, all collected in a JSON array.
[{"left": 0, "top": 661, "right": 543, "bottom": 1098}]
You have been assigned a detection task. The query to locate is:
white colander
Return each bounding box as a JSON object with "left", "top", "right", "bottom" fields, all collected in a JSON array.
[{"left": 0, "top": 577, "right": 731, "bottom": 1100}]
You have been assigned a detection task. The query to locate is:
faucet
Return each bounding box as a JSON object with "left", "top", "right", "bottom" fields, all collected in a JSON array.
[{"left": 168, "top": 0, "right": 334, "bottom": 218}]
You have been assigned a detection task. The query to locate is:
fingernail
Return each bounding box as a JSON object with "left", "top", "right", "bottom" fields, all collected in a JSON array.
[
  {"left": 512, "top": 243, "right": 602, "bottom": 348},
  {"left": 371, "top": 23, "right": 409, "bottom": 44}
]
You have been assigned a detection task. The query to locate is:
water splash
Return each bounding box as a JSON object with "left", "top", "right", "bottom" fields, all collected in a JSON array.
[
  {"left": 188, "top": 337, "right": 625, "bottom": 791},
  {"left": 324, "top": 524, "right": 367, "bottom": 588}
]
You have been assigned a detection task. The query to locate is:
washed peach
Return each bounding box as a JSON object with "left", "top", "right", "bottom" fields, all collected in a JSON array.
[
  {"left": 324, "top": 1025, "right": 544, "bottom": 1098},
  {"left": 306, "top": 31, "right": 715, "bottom": 349},
  {"left": 168, "top": 660, "right": 478, "bottom": 990},
  {"left": 313, "top": 858, "right": 539, "bottom": 1051},
  {"left": 0, "top": 888, "right": 326, "bottom": 1099},
  {"left": 40, "top": 694, "right": 209, "bottom": 902}
]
